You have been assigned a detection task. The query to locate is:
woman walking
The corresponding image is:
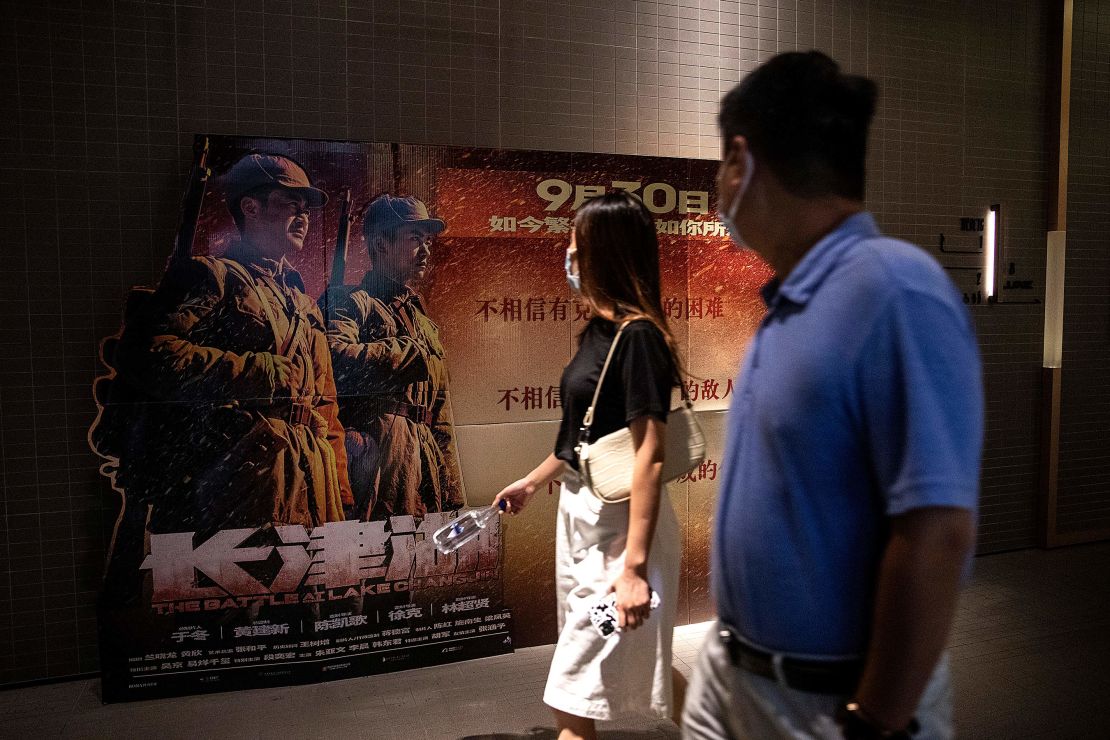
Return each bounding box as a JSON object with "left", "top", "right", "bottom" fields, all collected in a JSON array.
[{"left": 495, "top": 191, "right": 686, "bottom": 740}]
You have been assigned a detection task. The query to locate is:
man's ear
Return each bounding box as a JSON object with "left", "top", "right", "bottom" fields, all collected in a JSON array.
[
  {"left": 721, "top": 135, "right": 750, "bottom": 185},
  {"left": 366, "top": 233, "right": 384, "bottom": 262},
  {"left": 240, "top": 195, "right": 262, "bottom": 221}
]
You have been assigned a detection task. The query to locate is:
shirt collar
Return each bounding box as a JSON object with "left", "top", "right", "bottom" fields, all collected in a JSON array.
[{"left": 761, "top": 211, "right": 879, "bottom": 309}]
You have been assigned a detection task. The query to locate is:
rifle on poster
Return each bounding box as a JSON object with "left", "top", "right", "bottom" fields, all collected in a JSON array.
[
  {"left": 171, "top": 136, "right": 212, "bottom": 265},
  {"left": 320, "top": 187, "right": 354, "bottom": 321},
  {"left": 332, "top": 187, "right": 353, "bottom": 285}
]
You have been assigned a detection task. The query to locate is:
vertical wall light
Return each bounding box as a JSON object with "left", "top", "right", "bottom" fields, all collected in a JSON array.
[
  {"left": 1043, "top": 231, "right": 1066, "bottom": 367},
  {"left": 983, "top": 203, "right": 1000, "bottom": 300}
]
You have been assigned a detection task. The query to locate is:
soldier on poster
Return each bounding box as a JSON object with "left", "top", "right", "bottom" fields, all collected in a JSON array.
[
  {"left": 110, "top": 152, "right": 353, "bottom": 538},
  {"left": 327, "top": 194, "right": 466, "bottom": 520}
]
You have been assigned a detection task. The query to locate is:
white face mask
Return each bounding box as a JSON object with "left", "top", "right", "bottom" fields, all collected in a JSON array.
[
  {"left": 565, "top": 249, "right": 581, "bottom": 293},
  {"left": 717, "top": 149, "right": 754, "bottom": 248}
]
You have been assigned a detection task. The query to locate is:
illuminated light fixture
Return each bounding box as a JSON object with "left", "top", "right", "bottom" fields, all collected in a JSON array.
[
  {"left": 983, "top": 204, "right": 1000, "bottom": 300},
  {"left": 1043, "top": 231, "right": 1066, "bottom": 368}
]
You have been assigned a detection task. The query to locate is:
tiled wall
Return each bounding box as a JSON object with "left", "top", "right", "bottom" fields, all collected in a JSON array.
[
  {"left": 1059, "top": 0, "right": 1110, "bottom": 536},
  {"left": 1, "top": 0, "right": 1055, "bottom": 684}
]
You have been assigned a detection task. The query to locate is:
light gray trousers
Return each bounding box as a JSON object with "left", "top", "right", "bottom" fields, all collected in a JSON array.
[{"left": 682, "top": 622, "right": 954, "bottom": 740}]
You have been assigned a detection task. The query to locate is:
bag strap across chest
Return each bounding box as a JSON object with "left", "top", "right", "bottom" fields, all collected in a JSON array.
[
  {"left": 579, "top": 318, "right": 688, "bottom": 444},
  {"left": 221, "top": 259, "right": 303, "bottom": 359}
]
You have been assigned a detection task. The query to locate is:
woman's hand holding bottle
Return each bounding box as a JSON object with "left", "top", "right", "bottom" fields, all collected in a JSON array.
[{"left": 493, "top": 478, "right": 538, "bottom": 515}]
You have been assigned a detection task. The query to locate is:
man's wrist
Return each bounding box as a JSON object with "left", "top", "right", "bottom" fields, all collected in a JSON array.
[{"left": 835, "top": 700, "right": 919, "bottom": 740}]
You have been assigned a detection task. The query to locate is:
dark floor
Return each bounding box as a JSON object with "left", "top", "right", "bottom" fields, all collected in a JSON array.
[
  {"left": 948, "top": 542, "right": 1110, "bottom": 739},
  {"left": 1, "top": 542, "right": 1108, "bottom": 739}
]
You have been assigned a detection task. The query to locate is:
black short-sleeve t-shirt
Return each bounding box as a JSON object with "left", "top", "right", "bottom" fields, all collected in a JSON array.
[{"left": 555, "top": 318, "right": 678, "bottom": 469}]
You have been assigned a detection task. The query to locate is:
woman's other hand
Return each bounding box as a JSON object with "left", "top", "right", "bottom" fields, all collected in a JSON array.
[
  {"left": 493, "top": 478, "right": 537, "bottom": 515},
  {"left": 611, "top": 568, "right": 652, "bottom": 630}
]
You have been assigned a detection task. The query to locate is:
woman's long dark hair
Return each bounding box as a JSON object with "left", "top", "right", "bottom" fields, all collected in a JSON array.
[{"left": 574, "top": 191, "right": 685, "bottom": 382}]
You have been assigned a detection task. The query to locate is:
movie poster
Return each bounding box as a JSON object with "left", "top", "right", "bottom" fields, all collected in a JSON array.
[{"left": 90, "top": 135, "right": 772, "bottom": 701}]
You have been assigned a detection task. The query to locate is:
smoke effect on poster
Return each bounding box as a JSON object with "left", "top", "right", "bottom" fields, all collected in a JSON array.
[{"left": 90, "top": 135, "right": 772, "bottom": 701}]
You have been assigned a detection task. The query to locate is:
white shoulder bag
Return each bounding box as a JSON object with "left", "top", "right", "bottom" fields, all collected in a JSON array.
[{"left": 574, "top": 320, "right": 706, "bottom": 503}]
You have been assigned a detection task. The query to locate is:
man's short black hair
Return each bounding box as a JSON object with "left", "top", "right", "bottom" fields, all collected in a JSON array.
[{"left": 718, "top": 51, "right": 878, "bottom": 201}]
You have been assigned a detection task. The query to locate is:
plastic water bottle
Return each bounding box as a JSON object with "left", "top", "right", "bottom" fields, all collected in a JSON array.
[{"left": 432, "top": 500, "right": 507, "bottom": 555}]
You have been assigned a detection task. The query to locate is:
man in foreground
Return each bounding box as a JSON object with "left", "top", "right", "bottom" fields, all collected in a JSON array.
[{"left": 684, "top": 51, "right": 983, "bottom": 740}]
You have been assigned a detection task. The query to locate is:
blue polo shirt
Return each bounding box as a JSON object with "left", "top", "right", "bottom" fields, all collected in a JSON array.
[{"left": 713, "top": 211, "right": 983, "bottom": 658}]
